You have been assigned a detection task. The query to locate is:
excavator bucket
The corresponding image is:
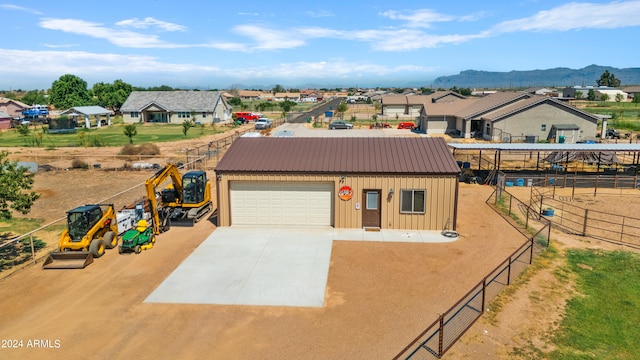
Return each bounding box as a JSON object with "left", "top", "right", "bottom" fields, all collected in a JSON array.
[{"left": 42, "top": 251, "right": 94, "bottom": 269}]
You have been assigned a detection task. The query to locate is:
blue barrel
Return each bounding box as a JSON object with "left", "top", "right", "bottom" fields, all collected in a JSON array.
[
  {"left": 325, "top": 111, "right": 333, "bottom": 117},
  {"left": 462, "top": 162, "right": 471, "bottom": 169},
  {"left": 541, "top": 209, "right": 555, "bottom": 217},
  {"left": 516, "top": 178, "right": 524, "bottom": 186},
  {"left": 505, "top": 181, "right": 514, "bottom": 187}
]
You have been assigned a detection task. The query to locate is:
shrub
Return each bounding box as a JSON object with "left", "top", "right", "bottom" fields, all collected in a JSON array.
[
  {"left": 119, "top": 143, "right": 161, "bottom": 156},
  {"left": 71, "top": 158, "right": 89, "bottom": 169}
]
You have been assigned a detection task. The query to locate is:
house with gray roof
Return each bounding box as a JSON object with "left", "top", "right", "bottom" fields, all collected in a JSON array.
[
  {"left": 382, "top": 91, "right": 467, "bottom": 119},
  {"left": 418, "top": 92, "right": 601, "bottom": 143},
  {"left": 121, "top": 91, "right": 232, "bottom": 125}
]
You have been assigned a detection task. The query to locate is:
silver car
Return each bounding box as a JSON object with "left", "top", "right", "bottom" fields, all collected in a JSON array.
[
  {"left": 329, "top": 120, "right": 353, "bottom": 130},
  {"left": 254, "top": 118, "right": 272, "bottom": 130}
]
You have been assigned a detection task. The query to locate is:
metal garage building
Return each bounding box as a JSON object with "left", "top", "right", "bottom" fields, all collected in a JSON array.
[{"left": 214, "top": 137, "right": 461, "bottom": 231}]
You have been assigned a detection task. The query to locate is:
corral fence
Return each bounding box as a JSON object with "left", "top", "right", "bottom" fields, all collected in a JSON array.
[
  {"left": 529, "top": 183, "right": 640, "bottom": 248},
  {"left": 393, "top": 188, "right": 551, "bottom": 359},
  {"left": 0, "top": 126, "right": 257, "bottom": 279}
]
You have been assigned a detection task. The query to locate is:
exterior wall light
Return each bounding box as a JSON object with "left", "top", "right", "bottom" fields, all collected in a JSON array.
[{"left": 389, "top": 188, "right": 394, "bottom": 196}]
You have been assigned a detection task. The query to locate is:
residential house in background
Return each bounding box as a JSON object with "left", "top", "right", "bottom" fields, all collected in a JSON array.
[
  {"left": 0, "top": 97, "right": 29, "bottom": 119},
  {"left": 417, "top": 91, "right": 600, "bottom": 143},
  {"left": 236, "top": 90, "right": 263, "bottom": 100},
  {"left": 273, "top": 92, "right": 301, "bottom": 102},
  {"left": 121, "top": 91, "right": 232, "bottom": 125},
  {"left": 562, "top": 86, "right": 628, "bottom": 101},
  {"left": 0, "top": 110, "right": 11, "bottom": 129},
  {"left": 622, "top": 86, "right": 640, "bottom": 100},
  {"left": 382, "top": 91, "right": 466, "bottom": 118}
]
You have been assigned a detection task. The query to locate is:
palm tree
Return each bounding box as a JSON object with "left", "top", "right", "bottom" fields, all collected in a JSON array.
[{"left": 123, "top": 124, "right": 137, "bottom": 144}]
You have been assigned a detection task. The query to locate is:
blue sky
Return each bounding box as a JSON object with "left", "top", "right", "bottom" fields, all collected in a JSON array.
[{"left": 2, "top": 1, "right": 640, "bottom": 90}]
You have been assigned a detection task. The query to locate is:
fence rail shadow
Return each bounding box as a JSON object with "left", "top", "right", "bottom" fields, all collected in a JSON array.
[{"left": 393, "top": 188, "right": 550, "bottom": 359}]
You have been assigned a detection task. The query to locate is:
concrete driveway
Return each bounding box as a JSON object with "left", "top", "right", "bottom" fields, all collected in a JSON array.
[{"left": 145, "top": 226, "right": 456, "bottom": 307}]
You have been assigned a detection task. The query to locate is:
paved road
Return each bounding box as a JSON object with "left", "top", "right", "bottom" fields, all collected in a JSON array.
[{"left": 289, "top": 98, "right": 345, "bottom": 123}]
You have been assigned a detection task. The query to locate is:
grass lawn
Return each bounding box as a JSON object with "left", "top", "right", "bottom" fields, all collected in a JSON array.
[
  {"left": 549, "top": 249, "right": 640, "bottom": 359},
  {"left": 0, "top": 122, "right": 231, "bottom": 148}
]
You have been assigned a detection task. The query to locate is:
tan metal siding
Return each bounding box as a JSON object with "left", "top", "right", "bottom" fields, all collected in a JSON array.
[{"left": 216, "top": 173, "right": 458, "bottom": 230}]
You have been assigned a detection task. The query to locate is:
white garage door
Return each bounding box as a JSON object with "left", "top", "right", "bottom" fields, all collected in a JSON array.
[{"left": 230, "top": 182, "right": 333, "bottom": 226}]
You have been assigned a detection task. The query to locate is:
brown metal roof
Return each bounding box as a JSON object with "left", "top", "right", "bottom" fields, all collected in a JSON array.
[{"left": 215, "top": 137, "right": 460, "bottom": 175}]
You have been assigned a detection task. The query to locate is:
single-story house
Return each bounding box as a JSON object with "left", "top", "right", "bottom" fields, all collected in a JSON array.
[
  {"left": 418, "top": 92, "right": 600, "bottom": 143},
  {"left": 622, "top": 86, "right": 640, "bottom": 100},
  {"left": 0, "top": 110, "right": 11, "bottom": 129},
  {"left": 562, "top": 86, "right": 628, "bottom": 101},
  {"left": 121, "top": 91, "right": 232, "bottom": 124},
  {"left": 273, "top": 92, "right": 301, "bottom": 102},
  {"left": 382, "top": 91, "right": 467, "bottom": 118},
  {"left": 236, "top": 90, "right": 263, "bottom": 100},
  {"left": 214, "top": 137, "right": 460, "bottom": 231},
  {"left": 0, "top": 98, "right": 29, "bottom": 119},
  {"left": 60, "top": 106, "right": 112, "bottom": 128}
]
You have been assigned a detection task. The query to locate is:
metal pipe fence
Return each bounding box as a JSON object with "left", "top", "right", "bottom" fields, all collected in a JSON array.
[
  {"left": 532, "top": 187, "right": 640, "bottom": 248},
  {"left": 394, "top": 189, "right": 550, "bottom": 359},
  {"left": 0, "top": 127, "right": 253, "bottom": 279}
]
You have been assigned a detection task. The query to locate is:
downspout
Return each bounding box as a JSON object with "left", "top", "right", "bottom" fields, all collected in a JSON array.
[{"left": 452, "top": 175, "right": 459, "bottom": 231}]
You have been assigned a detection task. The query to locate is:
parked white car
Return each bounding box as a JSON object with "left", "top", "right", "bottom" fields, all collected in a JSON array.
[{"left": 255, "top": 118, "right": 272, "bottom": 130}]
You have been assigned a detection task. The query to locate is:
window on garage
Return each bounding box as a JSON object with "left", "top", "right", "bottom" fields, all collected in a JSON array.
[{"left": 400, "top": 189, "right": 426, "bottom": 214}]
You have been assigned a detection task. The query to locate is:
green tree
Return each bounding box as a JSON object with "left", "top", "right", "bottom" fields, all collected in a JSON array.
[
  {"left": 123, "top": 124, "right": 137, "bottom": 144},
  {"left": 272, "top": 84, "right": 286, "bottom": 93},
  {"left": 596, "top": 70, "right": 621, "bottom": 87},
  {"left": 228, "top": 97, "right": 243, "bottom": 107},
  {"left": 92, "top": 79, "right": 133, "bottom": 113},
  {"left": 587, "top": 89, "right": 596, "bottom": 101},
  {"left": 278, "top": 100, "right": 297, "bottom": 113},
  {"left": 336, "top": 101, "right": 348, "bottom": 119},
  {"left": 49, "top": 74, "right": 92, "bottom": 109},
  {"left": 633, "top": 94, "right": 640, "bottom": 107},
  {"left": 0, "top": 151, "right": 40, "bottom": 220},
  {"left": 21, "top": 90, "right": 48, "bottom": 105},
  {"left": 615, "top": 93, "right": 624, "bottom": 103},
  {"left": 575, "top": 91, "right": 584, "bottom": 100},
  {"left": 182, "top": 119, "right": 193, "bottom": 137},
  {"left": 600, "top": 93, "right": 610, "bottom": 103}
]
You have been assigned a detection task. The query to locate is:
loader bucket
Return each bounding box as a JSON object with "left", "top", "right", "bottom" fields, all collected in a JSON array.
[{"left": 42, "top": 251, "right": 94, "bottom": 269}]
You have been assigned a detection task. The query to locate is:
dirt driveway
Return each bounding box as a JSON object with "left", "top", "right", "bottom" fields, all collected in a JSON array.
[{"left": 0, "top": 182, "right": 527, "bottom": 359}]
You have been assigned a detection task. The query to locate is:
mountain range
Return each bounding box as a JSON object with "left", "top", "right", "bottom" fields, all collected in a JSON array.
[{"left": 432, "top": 64, "right": 640, "bottom": 89}]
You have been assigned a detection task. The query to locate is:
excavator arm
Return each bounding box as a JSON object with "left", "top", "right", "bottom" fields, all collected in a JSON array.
[{"left": 145, "top": 164, "right": 184, "bottom": 234}]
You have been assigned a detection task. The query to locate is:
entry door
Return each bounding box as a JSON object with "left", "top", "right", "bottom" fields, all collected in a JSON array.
[{"left": 362, "top": 190, "right": 381, "bottom": 228}]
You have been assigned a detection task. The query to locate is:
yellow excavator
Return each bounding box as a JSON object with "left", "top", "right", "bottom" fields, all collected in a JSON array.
[
  {"left": 146, "top": 164, "right": 213, "bottom": 234},
  {"left": 42, "top": 204, "right": 120, "bottom": 269}
]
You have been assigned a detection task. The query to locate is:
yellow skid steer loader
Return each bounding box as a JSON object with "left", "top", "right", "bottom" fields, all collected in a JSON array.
[{"left": 42, "top": 204, "right": 119, "bottom": 269}]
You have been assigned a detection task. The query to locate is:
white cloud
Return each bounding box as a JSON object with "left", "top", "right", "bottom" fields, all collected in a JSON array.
[
  {"left": 380, "top": 9, "right": 454, "bottom": 28},
  {"left": 492, "top": 1, "right": 640, "bottom": 33},
  {"left": 221, "top": 59, "right": 436, "bottom": 79},
  {"left": 306, "top": 10, "right": 335, "bottom": 18},
  {"left": 0, "top": 4, "right": 42, "bottom": 15},
  {"left": 39, "top": 18, "right": 184, "bottom": 48},
  {"left": 0, "top": 49, "right": 219, "bottom": 76},
  {"left": 115, "top": 17, "right": 186, "bottom": 32},
  {"left": 233, "top": 25, "right": 306, "bottom": 50},
  {"left": 0, "top": 48, "right": 432, "bottom": 85}
]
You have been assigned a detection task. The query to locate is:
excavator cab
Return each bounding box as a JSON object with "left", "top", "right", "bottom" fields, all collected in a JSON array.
[{"left": 181, "top": 171, "right": 207, "bottom": 204}]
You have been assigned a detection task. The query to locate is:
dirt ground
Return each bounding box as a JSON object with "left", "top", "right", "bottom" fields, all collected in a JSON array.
[
  {"left": 0, "top": 140, "right": 528, "bottom": 360},
  {"left": 1, "top": 136, "right": 638, "bottom": 359}
]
